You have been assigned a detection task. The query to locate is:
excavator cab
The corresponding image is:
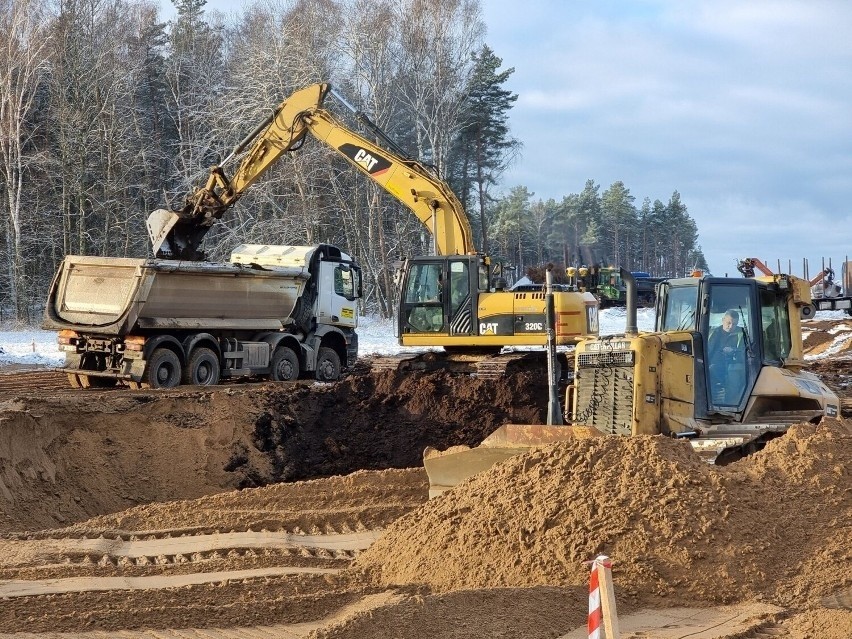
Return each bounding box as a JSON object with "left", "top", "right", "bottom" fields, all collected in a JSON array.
[
  {"left": 400, "top": 256, "right": 484, "bottom": 336},
  {"left": 398, "top": 254, "right": 598, "bottom": 350}
]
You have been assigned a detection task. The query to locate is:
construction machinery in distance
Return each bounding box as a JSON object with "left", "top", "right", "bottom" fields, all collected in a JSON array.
[
  {"left": 148, "top": 83, "right": 598, "bottom": 363},
  {"left": 738, "top": 256, "right": 852, "bottom": 315},
  {"left": 565, "top": 265, "right": 662, "bottom": 307},
  {"left": 424, "top": 268, "right": 839, "bottom": 496}
]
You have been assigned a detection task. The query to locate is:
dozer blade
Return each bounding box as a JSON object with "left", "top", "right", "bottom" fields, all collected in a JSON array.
[
  {"left": 147, "top": 208, "right": 181, "bottom": 257},
  {"left": 423, "top": 424, "right": 602, "bottom": 498}
]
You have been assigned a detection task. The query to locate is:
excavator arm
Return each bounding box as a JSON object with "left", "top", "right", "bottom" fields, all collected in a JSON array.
[{"left": 149, "top": 83, "right": 475, "bottom": 260}]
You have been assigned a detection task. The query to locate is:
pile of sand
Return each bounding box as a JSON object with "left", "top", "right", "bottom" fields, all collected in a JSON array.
[{"left": 356, "top": 420, "right": 851, "bottom": 608}]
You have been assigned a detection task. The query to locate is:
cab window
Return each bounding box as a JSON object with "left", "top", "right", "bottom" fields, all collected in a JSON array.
[
  {"left": 760, "top": 288, "right": 791, "bottom": 362},
  {"left": 660, "top": 285, "right": 699, "bottom": 331},
  {"left": 404, "top": 263, "right": 443, "bottom": 304},
  {"left": 449, "top": 261, "right": 469, "bottom": 314},
  {"left": 334, "top": 265, "right": 356, "bottom": 299}
]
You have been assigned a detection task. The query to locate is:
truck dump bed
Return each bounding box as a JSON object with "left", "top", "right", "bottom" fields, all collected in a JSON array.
[{"left": 43, "top": 255, "right": 311, "bottom": 335}]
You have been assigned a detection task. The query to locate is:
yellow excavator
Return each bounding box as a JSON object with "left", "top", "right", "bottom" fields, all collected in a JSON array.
[
  {"left": 148, "top": 83, "right": 598, "bottom": 356},
  {"left": 423, "top": 269, "right": 840, "bottom": 495}
]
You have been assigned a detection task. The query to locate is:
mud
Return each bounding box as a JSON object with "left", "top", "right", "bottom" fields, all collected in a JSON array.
[{"left": 0, "top": 339, "right": 848, "bottom": 637}]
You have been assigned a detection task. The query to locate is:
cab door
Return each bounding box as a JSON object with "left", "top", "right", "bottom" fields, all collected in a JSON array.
[
  {"left": 446, "top": 259, "right": 476, "bottom": 335},
  {"left": 701, "top": 282, "right": 761, "bottom": 413}
]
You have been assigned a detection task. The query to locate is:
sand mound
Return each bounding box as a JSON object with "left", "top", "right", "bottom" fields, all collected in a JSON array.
[{"left": 357, "top": 420, "right": 851, "bottom": 607}]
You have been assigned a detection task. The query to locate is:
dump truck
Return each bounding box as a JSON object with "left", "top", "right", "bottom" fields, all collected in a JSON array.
[
  {"left": 43, "top": 243, "right": 361, "bottom": 388},
  {"left": 424, "top": 268, "right": 840, "bottom": 495}
]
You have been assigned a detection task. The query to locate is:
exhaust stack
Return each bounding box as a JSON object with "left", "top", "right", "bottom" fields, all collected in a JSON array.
[{"left": 621, "top": 268, "right": 638, "bottom": 336}]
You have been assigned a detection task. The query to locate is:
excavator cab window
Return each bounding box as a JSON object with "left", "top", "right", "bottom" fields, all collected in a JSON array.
[{"left": 403, "top": 262, "right": 445, "bottom": 332}]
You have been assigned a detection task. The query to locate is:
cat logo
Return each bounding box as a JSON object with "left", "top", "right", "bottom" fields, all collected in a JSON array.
[
  {"left": 339, "top": 143, "right": 391, "bottom": 176},
  {"left": 353, "top": 149, "right": 378, "bottom": 172},
  {"left": 341, "top": 308, "right": 354, "bottom": 319},
  {"left": 479, "top": 322, "right": 498, "bottom": 335}
]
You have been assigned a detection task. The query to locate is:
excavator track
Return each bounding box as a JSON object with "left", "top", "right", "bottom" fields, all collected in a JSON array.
[{"left": 368, "top": 351, "right": 563, "bottom": 379}]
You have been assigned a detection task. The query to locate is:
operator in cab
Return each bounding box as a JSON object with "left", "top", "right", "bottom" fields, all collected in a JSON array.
[{"left": 707, "top": 309, "right": 746, "bottom": 402}]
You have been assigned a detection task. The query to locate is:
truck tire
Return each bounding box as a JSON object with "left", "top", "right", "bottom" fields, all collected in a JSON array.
[
  {"left": 271, "top": 346, "right": 300, "bottom": 382},
  {"left": 144, "top": 348, "right": 182, "bottom": 388},
  {"left": 183, "top": 347, "right": 220, "bottom": 386},
  {"left": 315, "top": 347, "right": 341, "bottom": 382}
]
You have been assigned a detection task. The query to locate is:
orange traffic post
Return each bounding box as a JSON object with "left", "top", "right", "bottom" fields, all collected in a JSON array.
[{"left": 586, "top": 555, "right": 619, "bottom": 639}]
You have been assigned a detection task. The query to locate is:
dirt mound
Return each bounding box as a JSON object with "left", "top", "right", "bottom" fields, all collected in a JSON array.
[
  {"left": 69, "top": 467, "right": 427, "bottom": 534},
  {"left": 0, "top": 369, "right": 543, "bottom": 533},
  {"left": 356, "top": 420, "right": 851, "bottom": 608},
  {"left": 803, "top": 318, "right": 852, "bottom": 358},
  {"left": 255, "top": 369, "right": 545, "bottom": 482}
]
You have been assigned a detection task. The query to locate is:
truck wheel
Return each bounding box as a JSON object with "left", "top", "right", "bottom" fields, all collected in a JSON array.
[
  {"left": 271, "top": 346, "right": 300, "bottom": 381},
  {"left": 315, "top": 347, "right": 341, "bottom": 382},
  {"left": 144, "top": 348, "right": 182, "bottom": 388},
  {"left": 183, "top": 347, "right": 220, "bottom": 386}
]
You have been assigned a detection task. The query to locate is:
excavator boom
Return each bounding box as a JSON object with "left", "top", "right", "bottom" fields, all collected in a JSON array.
[{"left": 150, "top": 83, "right": 475, "bottom": 260}]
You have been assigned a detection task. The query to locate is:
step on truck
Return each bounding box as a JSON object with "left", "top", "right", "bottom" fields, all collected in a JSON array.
[{"left": 43, "top": 244, "right": 361, "bottom": 389}]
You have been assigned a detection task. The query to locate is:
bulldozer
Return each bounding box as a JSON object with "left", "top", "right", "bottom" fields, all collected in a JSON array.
[{"left": 424, "top": 269, "right": 840, "bottom": 496}]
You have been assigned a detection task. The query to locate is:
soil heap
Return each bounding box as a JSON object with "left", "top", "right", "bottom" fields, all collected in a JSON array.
[{"left": 357, "top": 420, "right": 852, "bottom": 608}]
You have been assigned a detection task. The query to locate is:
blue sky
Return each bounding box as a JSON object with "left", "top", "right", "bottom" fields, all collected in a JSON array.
[{"left": 164, "top": 0, "right": 852, "bottom": 277}]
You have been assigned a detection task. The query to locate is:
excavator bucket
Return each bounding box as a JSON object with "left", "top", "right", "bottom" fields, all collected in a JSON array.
[
  {"left": 147, "top": 209, "right": 181, "bottom": 257},
  {"left": 423, "top": 423, "right": 602, "bottom": 497}
]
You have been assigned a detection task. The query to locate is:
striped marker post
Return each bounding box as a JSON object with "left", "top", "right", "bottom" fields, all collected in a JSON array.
[{"left": 587, "top": 555, "right": 619, "bottom": 639}]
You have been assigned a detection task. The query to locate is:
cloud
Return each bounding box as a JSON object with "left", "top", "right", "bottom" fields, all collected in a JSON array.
[{"left": 483, "top": 0, "right": 852, "bottom": 274}]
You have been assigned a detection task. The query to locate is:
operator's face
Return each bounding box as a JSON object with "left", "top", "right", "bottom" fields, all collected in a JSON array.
[{"left": 722, "top": 315, "right": 736, "bottom": 331}]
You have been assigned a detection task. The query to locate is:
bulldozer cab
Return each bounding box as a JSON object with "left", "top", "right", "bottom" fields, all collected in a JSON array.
[
  {"left": 657, "top": 276, "right": 795, "bottom": 416},
  {"left": 400, "top": 256, "right": 483, "bottom": 335}
]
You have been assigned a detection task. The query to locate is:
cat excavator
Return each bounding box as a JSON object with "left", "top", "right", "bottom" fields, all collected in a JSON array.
[
  {"left": 423, "top": 269, "right": 840, "bottom": 495},
  {"left": 148, "top": 83, "right": 597, "bottom": 361}
]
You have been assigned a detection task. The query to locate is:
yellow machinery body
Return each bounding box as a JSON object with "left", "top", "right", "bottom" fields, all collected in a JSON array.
[{"left": 424, "top": 271, "right": 839, "bottom": 496}]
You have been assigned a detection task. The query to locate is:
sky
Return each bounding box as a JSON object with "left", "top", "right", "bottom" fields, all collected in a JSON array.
[{"left": 161, "top": 0, "right": 852, "bottom": 277}]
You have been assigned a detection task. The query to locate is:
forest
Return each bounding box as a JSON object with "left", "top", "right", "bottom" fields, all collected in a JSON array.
[{"left": 0, "top": 0, "right": 707, "bottom": 323}]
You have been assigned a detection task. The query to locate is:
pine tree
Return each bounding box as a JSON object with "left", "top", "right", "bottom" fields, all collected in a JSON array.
[{"left": 448, "top": 45, "right": 518, "bottom": 254}]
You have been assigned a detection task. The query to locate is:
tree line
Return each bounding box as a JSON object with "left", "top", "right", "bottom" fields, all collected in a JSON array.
[
  {"left": 491, "top": 182, "right": 708, "bottom": 284},
  {"left": 0, "top": 0, "right": 706, "bottom": 324}
]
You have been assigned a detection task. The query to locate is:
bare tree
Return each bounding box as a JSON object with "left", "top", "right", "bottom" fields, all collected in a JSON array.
[
  {"left": 0, "top": 0, "right": 50, "bottom": 322},
  {"left": 394, "top": 0, "right": 483, "bottom": 175}
]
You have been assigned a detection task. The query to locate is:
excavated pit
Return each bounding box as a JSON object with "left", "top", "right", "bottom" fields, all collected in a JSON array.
[{"left": 0, "top": 367, "right": 546, "bottom": 533}]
